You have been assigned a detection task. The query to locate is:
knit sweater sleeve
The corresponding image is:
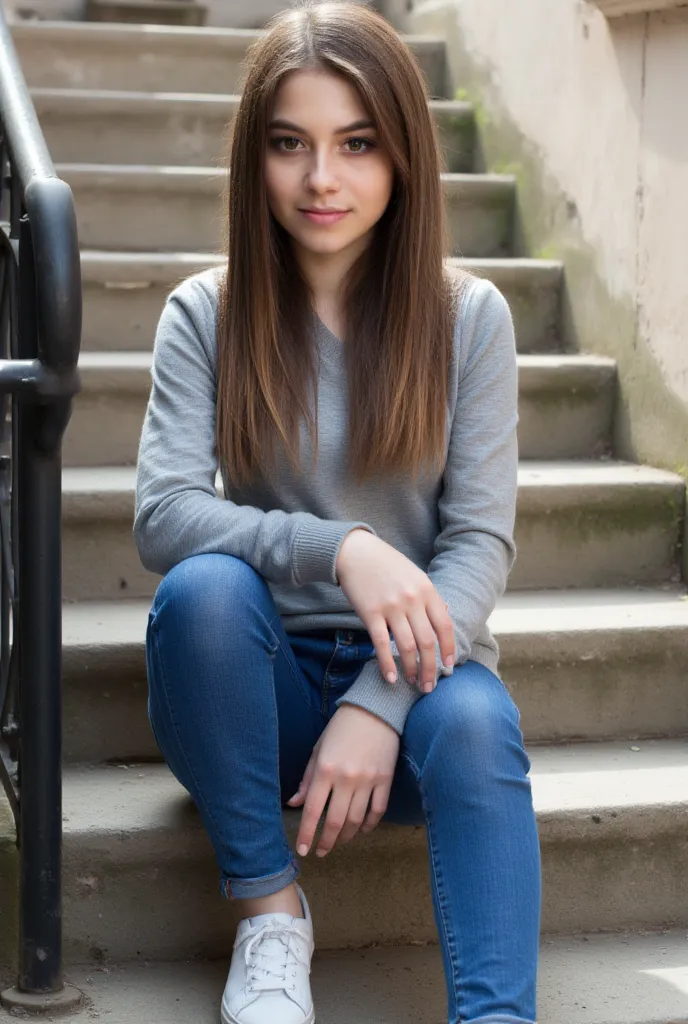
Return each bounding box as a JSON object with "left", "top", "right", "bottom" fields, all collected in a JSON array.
[
  {"left": 336, "top": 279, "right": 519, "bottom": 735},
  {"left": 134, "top": 274, "right": 377, "bottom": 584}
]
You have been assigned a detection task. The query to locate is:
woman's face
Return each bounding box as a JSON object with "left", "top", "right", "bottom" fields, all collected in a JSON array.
[{"left": 264, "top": 69, "right": 395, "bottom": 267}]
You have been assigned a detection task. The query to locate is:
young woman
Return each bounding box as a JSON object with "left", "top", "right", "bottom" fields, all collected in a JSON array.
[{"left": 134, "top": 1, "right": 541, "bottom": 1021}]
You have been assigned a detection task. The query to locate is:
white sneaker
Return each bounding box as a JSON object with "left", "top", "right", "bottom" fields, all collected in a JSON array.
[{"left": 221, "top": 884, "right": 315, "bottom": 1024}]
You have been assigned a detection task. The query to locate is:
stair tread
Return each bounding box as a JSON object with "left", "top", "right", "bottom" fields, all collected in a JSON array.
[
  {"left": 62, "top": 587, "right": 688, "bottom": 653},
  {"left": 60, "top": 460, "right": 687, "bottom": 496},
  {"left": 62, "top": 739, "right": 688, "bottom": 838},
  {"left": 1, "top": 932, "right": 683, "bottom": 1024},
  {"left": 78, "top": 248, "right": 565, "bottom": 282},
  {"left": 55, "top": 162, "right": 513, "bottom": 193},
  {"left": 76, "top": 349, "right": 617, "bottom": 373},
  {"left": 12, "top": 19, "right": 447, "bottom": 45},
  {"left": 31, "top": 84, "right": 474, "bottom": 115}
]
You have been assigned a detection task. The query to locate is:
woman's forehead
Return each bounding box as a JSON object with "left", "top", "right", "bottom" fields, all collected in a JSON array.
[{"left": 271, "top": 69, "right": 368, "bottom": 118}]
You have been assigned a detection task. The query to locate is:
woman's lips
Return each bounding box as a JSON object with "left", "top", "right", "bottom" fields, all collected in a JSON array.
[{"left": 300, "top": 209, "right": 350, "bottom": 225}]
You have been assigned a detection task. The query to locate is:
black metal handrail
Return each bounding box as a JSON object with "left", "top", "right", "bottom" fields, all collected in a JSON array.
[{"left": 0, "top": 3, "right": 82, "bottom": 1012}]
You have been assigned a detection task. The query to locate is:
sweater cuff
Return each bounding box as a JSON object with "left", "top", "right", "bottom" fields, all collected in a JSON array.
[
  {"left": 291, "top": 520, "right": 377, "bottom": 586},
  {"left": 335, "top": 657, "right": 422, "bottom": 736}
]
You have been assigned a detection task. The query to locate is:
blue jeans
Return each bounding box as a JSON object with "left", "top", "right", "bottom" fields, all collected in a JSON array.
[{"left": 146, "top": 553, "right": 541, "bottom": 1024}]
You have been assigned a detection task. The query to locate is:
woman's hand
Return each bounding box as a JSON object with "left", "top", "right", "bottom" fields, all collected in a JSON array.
[
  {"left": 286, "top": 705, "right": 400, "bottom": 856},
  {"left": 336, "top": 529, "right": 455, "bottom": 693}
]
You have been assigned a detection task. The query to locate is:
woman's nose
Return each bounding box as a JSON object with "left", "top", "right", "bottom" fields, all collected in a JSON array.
[{"left": 304, "top": 149, "right": 339, "bottom": 191}]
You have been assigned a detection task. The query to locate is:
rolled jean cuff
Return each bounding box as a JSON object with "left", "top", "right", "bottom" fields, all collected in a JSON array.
[
  {"left": 468, "top": 1017, "right": 536, "bottom": 1024},
  {"left": 220, "top": 857, "right": 300, "bottom": 901}
]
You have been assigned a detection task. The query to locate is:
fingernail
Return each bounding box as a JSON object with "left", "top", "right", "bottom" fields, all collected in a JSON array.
[
  {"left": 444, "top": 656, "right": 454, "bottom": 667},
  {"left": 386, "top": 671, "right": 397, "bottom": 684},
  {"left": 424, "top": 681, "right": 433, "bottom": 693},
  {"left": 316, "top": 848, "right": 327, "bottom": 858},
  {"left": 408, "top": 676, "right": 417, "bottom": 686},
  {"left": 297, "top": 844, "right": 308, "bottom": 856}
]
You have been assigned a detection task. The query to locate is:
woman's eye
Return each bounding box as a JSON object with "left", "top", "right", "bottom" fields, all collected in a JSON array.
[
  {"left": 271, "top": 136, "right": 302, "bottom": 152},
  {"left": 345, "top": 137, "right": 375, "bottom": 153}
]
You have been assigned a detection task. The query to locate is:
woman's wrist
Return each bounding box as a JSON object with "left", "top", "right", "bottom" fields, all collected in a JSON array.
[{"left": 335, "top": 527, "right": 364, "bottom": 583}]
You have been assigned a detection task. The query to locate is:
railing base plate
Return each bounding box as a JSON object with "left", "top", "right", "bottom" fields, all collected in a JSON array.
[{"left": 1, "top": 983, "right": 84, "bottom": 1015}]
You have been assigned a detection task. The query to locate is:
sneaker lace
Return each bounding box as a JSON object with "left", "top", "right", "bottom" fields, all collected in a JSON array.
[{"left": 245, "top": 923, "right": 309, "bottom": 994}]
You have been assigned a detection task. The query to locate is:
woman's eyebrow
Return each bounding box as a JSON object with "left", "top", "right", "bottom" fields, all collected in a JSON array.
[{"left": 267, "top": 117, "right": 376, "bottom": 133}]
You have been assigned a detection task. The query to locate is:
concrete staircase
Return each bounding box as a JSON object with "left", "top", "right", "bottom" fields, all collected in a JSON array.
[{"left": 3, "top": 10, "right": 688, "bottom": 1023}]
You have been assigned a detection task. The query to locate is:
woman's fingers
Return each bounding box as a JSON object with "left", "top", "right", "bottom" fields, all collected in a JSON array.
[
  {"left": 370, "top": 585, "right": 454, "bottom": 693},
  {"left": 367, "top": 616, "right": 398, "bottom": 683},
  {"left": 405, "top": 606, "right": 443, "bottom": 693},
  {"left": 386, "top": 611, "right": 418, "bottom": 684},
  {"left": 388, "top": 607, "right": 441, "bottom": 692},
  {"left": 296, "top": 774, "right": 332, "bottom": 856},
  {"left": 314, "top": 784, "right": 354, "bottom": 857},
  {"left": 335, "top": 787, "right": 373, "bottom": 847},
  {"left": 426, "top": 591, "right": 456, "bottom": 673},
  {"left": 360, "top": 783, "right": 391, "bottom": 834}
]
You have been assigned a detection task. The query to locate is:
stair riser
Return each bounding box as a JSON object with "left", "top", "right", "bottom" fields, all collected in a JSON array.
[
  {"left": 503, "top": 627, "right": 688, "bottom": 741},
  {"left": 14, "top": 30, "right": 447, "bottom": 98},
  {"left": 197, "top": 0, "right": 404, "bottom": 31},
  {"left": 61, "top": 807, "right": 688, "bottom": 963},
  {"left": 511, "top": 490, "right": 683, "bottom": 588},
  {"left": 80, "top": 264, "right": 562, "bottom": 353},
  {"left": 86, "top": 0, "right": 207, "bottom": 25},
  {"left": 64, "top": 178, "right": 513, "bottom": 258},
  {"left": 63, "top": 380, "right": 615, "bottom": 466},
  {"left": 517, "top": 388, "right": 614, "bottom": 459},
  {"left": 37, "top": 103, "right": 474, "bottom": 174},
  {"left": 60, "top": 485, "right": 684, "bottom": 601},
  {"left": 62, "top": 624, "right": 688, "bottom": 763}
]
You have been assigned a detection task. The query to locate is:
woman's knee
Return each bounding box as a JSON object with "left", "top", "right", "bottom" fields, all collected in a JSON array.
[
  {"left": 152, "top": 552, "right": 270, "bottom": 628},
  {"left": 408, "top": 661, "right": 525, "bottom": 767}
]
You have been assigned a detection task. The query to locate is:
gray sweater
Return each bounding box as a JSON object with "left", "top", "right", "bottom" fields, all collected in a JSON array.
[{"left": 134, "top": 267, "right": 519, "bottom": 735}]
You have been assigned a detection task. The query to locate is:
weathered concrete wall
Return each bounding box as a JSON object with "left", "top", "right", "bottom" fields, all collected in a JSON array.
[{"left": 409, "top": 0, "right": 688, "bottom": 503}]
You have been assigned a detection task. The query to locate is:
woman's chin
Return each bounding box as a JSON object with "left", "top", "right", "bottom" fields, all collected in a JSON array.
[{"left": 291, "top": 229, "right": 370, "bottom": 260}]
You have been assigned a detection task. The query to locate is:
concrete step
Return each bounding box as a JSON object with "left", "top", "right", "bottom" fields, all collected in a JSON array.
[
  {"left": 65, "top": 352, "right": 616, "bottom": 467},
  {"left": 516, "top": 355, "right": 616, "bottom": 459},
  {"left": 3, "top": 931, "right": 687, "bottom": 1024},
  {"left": 33, "top": 88, "right": 476, "bottom": 173},
  {"left": 56, "top": 740, "right": 688, "bottom": 961},
  {"left": 13, "top": 21, "right": 449, "bottom": 97},
  {"left": 79, "top": 251, "right": 563, "bottom": 353},
  {"left": 86, "top": 0, "right": 208, "bottom": 25},
  {"left": 61, "top": 588, "right": 688, "bottom": 764},
  {"left": 56, "top": 163, "right": 515, "bottom": 257},
  {"left": 59, "top": 461, "right": 684, "bottom": 601}
]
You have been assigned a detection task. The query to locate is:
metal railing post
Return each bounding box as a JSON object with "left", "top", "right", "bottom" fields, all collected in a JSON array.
[
  {"left": 0, "top": 5, "right": 83, "bottom": 1014},
  {"left": 15, "top": 215, "right": 64, "bottom": 996}
]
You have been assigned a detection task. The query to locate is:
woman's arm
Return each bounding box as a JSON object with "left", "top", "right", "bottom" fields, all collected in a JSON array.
[
  {"left": 336, "top": 279, "right": 519, "bottom": 734},
  {"left": 134, "top": 274, "right": 377, "bottom": 583}
]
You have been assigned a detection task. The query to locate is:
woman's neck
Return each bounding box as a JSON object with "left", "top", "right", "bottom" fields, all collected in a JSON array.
[{"left": 292, "top": 229, "right": 373, "bottom": 342}]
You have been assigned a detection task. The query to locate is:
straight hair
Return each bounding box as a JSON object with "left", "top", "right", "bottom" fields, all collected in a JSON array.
[{"left": 216, "top": 0, "right": 468, "bottom": 488}]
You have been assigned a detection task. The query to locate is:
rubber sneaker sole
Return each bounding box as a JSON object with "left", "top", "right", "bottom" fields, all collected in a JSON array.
[{"left": 221, "top": 1006, "right": 315, "bottom": 1024}]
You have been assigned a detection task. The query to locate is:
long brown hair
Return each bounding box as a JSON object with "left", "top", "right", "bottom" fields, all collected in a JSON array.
[{"left": 217, "top": 0, "right": 466, "bottom": 488}]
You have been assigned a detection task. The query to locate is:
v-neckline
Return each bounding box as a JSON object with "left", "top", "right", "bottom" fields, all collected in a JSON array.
[{"left": 313, "top": 314, "right": 345, "bottom": 359}]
